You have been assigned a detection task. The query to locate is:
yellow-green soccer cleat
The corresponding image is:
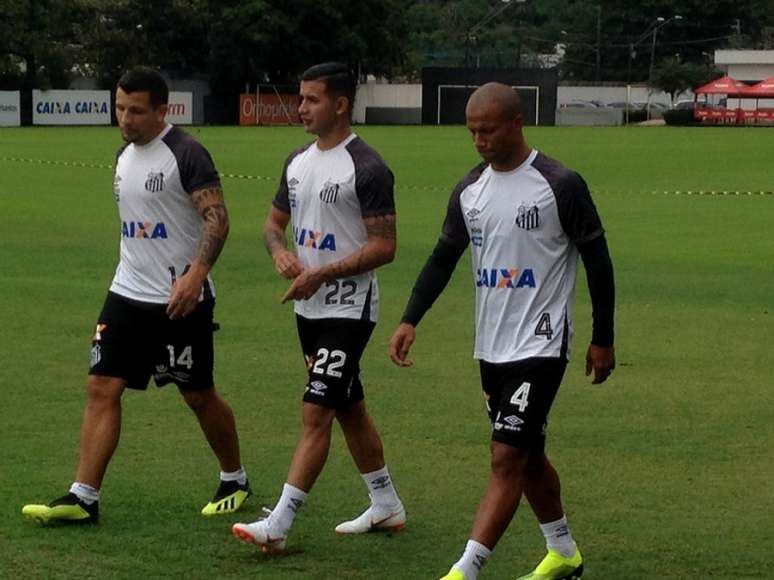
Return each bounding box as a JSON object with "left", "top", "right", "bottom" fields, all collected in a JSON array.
[
  {"left": 516, "top": 545, "right": 583, "bottom": 580},
  {"left": 438, "top": 569, "right": 466, "bottom": 580},
  {"left": 201, "top": 479, "right": 251, "bottom": 516},
  {"left": 22, "top": 493, "right": 99, "bottom": 524}
]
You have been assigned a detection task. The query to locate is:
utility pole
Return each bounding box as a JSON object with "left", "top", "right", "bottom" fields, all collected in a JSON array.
[{"left": 595, "top": 4, "right": 602, "bottom": 83}]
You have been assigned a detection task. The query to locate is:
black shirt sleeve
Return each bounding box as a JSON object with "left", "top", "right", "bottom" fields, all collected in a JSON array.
[
  {"left": 554, "top": 172, "right": 604, "bottom": 245},
  {"left": 163, "top": 129, "right": 221, "bottom": 194},
  {"left": 345, "top": 137, "right": 395, "bottom": 218},
  {"left": 401, "top": 238, "right": 466, "bottom": 326},
  {"left": 272, "top": 154, "right": 293, "bottom": 214},
  {"left": 578, "top": 234, "right": 615, "bottom": 346},
  {"left": 272, "top": 144, "right": 311, "bottom": 214},
  {"left": 355, "top": 162, "right": 396, "bottom": 218},
  {"left": 441, "top": 163, "right": 486, "bottom": 248}
]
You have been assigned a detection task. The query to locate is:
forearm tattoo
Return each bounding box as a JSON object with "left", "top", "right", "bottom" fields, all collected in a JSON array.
[
  {"left": 322, "top": 214, "right": 396, "bottom": 280},
  {"left": 264, "top": 228, "right": 288, "bottom": 256},
  {"left": 192, "top": 186, "right": 229, "bottom": 268}
]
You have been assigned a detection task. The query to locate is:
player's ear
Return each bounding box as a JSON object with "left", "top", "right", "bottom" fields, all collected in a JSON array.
[
  {"left": 156, "top": 103, "right": 168, "bottom": 122},
  {"left": 335, "top": 95, "right": 350, "bottom": 118}
]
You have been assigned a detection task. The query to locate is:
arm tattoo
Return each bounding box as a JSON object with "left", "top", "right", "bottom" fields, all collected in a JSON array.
[
  {"left": 192, "top": 186, "right": 229, "bottom": 268},
  {"left": 364, "top": 214, "right": 396, "bottom": 240},
  {"left": 264, "top": 228, "right": 288, "bottom": 256},
  {"left": 320, "top": 214, "right": 396, "bottom": 281}
]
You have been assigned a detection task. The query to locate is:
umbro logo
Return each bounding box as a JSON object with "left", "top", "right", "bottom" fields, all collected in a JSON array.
[
  {"left": 113, "top": 174, "right": 122, "bottom": 202},
  {"left": 371, "top": 475, "right": 391, "bottom": 490},
  {"left": 466, "top": 208, "right": 482, "bottom": 222},
  {"left": 145, "top": 171, "right": 164, "bottom": 193},
  {"left": 503, "top": 415, "right": 523, "bottom": 427},
  {"left": 308, "top": 381, "right": 327, "bottom": 396}
]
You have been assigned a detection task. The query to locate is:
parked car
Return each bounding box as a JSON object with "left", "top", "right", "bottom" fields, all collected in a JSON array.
[
  {"left": 559, "top": 100, "right": 600, "bottom": 109},
  {"left": 608, "top": 101, "right": 646, "bottom": 111}
]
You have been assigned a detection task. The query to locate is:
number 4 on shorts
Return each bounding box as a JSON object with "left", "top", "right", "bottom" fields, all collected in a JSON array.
[{"left": 509, "top": 382, "right": 531, "bottom": 412}]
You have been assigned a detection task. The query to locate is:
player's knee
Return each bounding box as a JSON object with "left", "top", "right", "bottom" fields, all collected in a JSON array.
[
  {"left": 181, "top": 387, "right": 216, "bottom": 411},
  {"left": 490, "top": 442, "right": 529, "bottom": 480},
  {"left": 302, "top": 404, "right": 336, "bottom": 433},
  {"left": 85, "top": 375, "right": 124, "bottom": 404}
]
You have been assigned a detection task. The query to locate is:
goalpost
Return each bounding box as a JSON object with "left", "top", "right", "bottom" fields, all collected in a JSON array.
[{"left": 436, "top": 84, "right": 541, "bottom": 125}]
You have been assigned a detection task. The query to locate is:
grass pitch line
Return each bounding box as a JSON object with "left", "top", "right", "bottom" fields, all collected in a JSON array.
[{"left": 3, "top": 157, "right": 773, "bottom": 196}]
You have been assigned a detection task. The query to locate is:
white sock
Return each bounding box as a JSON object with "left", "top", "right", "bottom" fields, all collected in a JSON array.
[
  {"left": 362, "top": 465, "right": 401, "bottom": 509},
  {"left": 451, "top": 539, "right": 491, "bottom": 580},
  {"left": 539, "top": 515, "right": 576, "bottom": 558},
  {"left": 220, "top": 466, "right": 247, "bottom": 486},
  {"left": 269, "top": 483, "right": 307, "bottom": 534},
  {"left": 70, "top": 482, "right": 100, "bottom": 505}
]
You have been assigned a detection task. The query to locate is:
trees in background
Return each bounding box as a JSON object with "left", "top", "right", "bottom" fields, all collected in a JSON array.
[{"left": 0, "top": 0, "right": 772, "bottom": 92}]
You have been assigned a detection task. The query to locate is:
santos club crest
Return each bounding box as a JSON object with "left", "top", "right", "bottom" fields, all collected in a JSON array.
[{"left": 515, "top": 203, "right": 539, "bottom": 230}]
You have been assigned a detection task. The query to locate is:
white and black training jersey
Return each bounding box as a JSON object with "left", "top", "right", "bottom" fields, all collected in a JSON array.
[
  {"left": 442, "top": 149, "right": 604, "bottom": 363},
  {"left": 273, "top": 134, "right": 395, "bottom": 323},
  {"left": 110, "top": 124, "right": 220, "bottom": 304}
]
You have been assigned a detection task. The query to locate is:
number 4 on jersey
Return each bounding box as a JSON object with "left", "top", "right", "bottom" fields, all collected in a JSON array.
[{"left": 535, "top": 312, "right": 553, "bottom": 340}]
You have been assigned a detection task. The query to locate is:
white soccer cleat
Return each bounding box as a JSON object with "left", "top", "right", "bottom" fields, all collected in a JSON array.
[
  {"left": 231, "top": 509, "right": 287, "bottom": 554},
  {"left": 334, "top": 502, "right": 406, "bottom": 535}
]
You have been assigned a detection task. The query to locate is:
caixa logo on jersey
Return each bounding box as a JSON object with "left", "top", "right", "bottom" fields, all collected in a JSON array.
[
  {"left": 476, "top": 268, "right": 536, "bottom": 289},
  {"left": 122, "top": 221, "right": 168, "bottom": 239},
  {"left": 294, "top": 227, "right": 336, "bottom": 251}
]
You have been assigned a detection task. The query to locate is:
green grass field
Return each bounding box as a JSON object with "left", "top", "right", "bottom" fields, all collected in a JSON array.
[{"left": 1, "top": 124, "right": 773, "bottom": 579}]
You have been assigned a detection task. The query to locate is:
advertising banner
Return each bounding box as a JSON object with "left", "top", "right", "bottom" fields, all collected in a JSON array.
[
  {"left": 0, "top": 91, "right": 21, "bottom": 126},
  {"left": 239, "top": 93, "right": 300, "bottom": 125},
  {"left": 167, "top": 91, "right": 193, "bottom": 125},
  {"left": 33, "top": 90, "right": 111, "bottom": 125}
]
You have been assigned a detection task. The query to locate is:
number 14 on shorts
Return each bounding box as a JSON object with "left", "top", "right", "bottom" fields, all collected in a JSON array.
[{"left": 167, "top": 345, "right": 193, "bottom": 369}]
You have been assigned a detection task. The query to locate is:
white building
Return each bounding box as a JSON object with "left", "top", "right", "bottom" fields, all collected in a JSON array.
[{"left": 714, "top": 50, "right": 774, "bottom": 81}]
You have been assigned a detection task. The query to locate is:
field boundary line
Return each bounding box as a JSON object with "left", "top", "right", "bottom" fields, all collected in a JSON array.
[{"left": 2, "top": 156, "right": 772, "bottom": 196}]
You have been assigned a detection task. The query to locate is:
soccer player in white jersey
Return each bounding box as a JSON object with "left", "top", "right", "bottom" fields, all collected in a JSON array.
[
  {"left": 232, "top": 62, "right": 405, "bottom": 553},
  {"left": 22, "top": 67, "right": 250, "bottom": 524},
  {"left": 389, "top": 83, "right": 616, "bottom": 580}
]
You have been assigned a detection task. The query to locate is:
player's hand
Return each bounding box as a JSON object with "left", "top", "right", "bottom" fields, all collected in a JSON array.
[
  {"left": 167, "top": 265, "right": 206, "bottom": 320},
  {"left": 272, "top": 248, "right": 304, "bottom": 279},
  {"left": 281, "top": 268, "right": 325, "bottom": 303},
  {"left": 389, "top": 323, "right": 416, "bottom": 367},
  {"left": 585, "top": 344, "right": 615, "bottom": 384}
]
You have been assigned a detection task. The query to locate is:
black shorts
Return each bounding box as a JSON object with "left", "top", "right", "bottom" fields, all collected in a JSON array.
[
  {"left": 89, "top": 292, "right": 216, "bottom": 391},
  {"left": 296, "top": 315, "right": 376, "bottom": 409},
  {"left": 480, "top": 357, "right": 567, "bottom": 452}
]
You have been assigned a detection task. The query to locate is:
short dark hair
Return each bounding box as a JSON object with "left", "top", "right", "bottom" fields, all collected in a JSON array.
[
  {"left": 301, "top": 62, "right": 356, "bottom": 115},
  {"left": 117, "top": 67, "right": 169, "bottom": 108}
]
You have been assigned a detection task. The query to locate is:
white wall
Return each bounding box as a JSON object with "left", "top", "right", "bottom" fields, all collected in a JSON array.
[
  {"left": 557, "top": 85, "right": 689, "bottom": 106},
  {"left": 724, "top": 64, "right": 774, "bottom": 81},
  {"left": 353, "top": 83, "right": 422, "bottom": 124}
]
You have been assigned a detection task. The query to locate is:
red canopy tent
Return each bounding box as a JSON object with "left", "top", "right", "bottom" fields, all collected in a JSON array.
[
  {"left": 692, "top": 76, "right": 762, "bottom": 124},
  {"left": 693, "top": 75, "right": 750, "bottom": 97},
  {"left": 744, "top": 77, "right": 774, "bottom": 97}
]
